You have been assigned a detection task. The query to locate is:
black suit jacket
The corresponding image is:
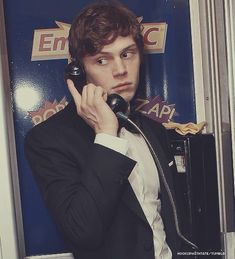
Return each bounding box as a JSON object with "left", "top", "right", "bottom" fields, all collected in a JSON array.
[{"left": 25, "top": 100, "right": 183, "bottom": 259}]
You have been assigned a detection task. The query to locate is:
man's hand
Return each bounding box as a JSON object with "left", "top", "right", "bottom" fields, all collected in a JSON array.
[{"left": 67, "top": 79, "right": 119, "bottom": 136}]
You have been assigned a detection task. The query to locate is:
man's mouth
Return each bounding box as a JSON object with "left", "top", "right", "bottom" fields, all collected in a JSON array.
[{"left": 111, "top": 82, "right": 132, "bottom": 92}]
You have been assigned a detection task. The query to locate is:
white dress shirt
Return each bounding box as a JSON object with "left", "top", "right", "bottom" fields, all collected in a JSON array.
[{"left": 95, "top": 127, "right": 172, "bottom": 259}]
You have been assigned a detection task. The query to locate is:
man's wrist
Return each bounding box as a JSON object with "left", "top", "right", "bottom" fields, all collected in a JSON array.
[
  {"left": 94, "top": 133, "right": 129, "bottom": 155},
  {"left": 95, "top": 128, "right": 118, "bottom": 137}
]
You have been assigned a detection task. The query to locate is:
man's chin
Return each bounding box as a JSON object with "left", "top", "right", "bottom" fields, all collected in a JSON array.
[
  {"left": 119, "top": 92, "right": 135, "bottom": 103},
  {"left": 108, "top": 89, "right": 135, "bottom": 103}
]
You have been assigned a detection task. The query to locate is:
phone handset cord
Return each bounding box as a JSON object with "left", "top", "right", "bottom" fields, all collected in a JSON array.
[{"left": 116, "top": 112, "right": 198, "bottom": 251}]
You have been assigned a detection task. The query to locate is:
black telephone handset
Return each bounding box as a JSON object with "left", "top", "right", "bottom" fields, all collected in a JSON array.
[{"left": 65, "top": 62, "right": 128, "bottom": 115}]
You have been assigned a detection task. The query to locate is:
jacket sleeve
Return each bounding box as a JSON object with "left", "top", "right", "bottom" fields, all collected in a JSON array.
[{"left": 24, "top": 126, "right": 136, "bottom": 250}]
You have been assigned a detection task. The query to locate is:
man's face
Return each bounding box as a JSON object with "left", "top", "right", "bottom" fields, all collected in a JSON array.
[{"left": 82, "top": 35, "right": 141, "bottom": 102}]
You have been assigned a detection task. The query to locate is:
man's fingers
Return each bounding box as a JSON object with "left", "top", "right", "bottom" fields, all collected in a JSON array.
[
  {"left": 86, "top": 84, "right": 96, "bottom": 106},
  {"left": 81, "top": 84, "right": 88, "bottom": 111},
  {"left": 94, "top": 86, "right": 107, "bottom": 103},
  {"left": 67, "top": 79, "right": 82, "bottom": 112},
  {"left": 103, "top": 92, "right": 108, "bottom": 102}
]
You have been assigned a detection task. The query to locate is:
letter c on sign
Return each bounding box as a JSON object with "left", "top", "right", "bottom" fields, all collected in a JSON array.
[{"left": 144, "top": 28, "right": 159, "bottom": 45}]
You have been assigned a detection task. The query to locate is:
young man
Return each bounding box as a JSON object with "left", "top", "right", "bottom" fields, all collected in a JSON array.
[{"left": 25, "top": 1, "right": 188, "bottom": 258}]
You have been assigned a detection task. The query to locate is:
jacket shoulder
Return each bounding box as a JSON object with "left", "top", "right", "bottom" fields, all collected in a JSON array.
[
  {"left": 25, "top": 102, "right": 76, "bottom": 145},
  {"left": 139, "top": 114, "right": 172, "bottom": 157},
  {"left": 140, "top": 114, "right": 168, "bottom": 136}
]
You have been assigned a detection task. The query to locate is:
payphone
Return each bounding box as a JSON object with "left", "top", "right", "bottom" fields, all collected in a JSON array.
[{"left": 168, "top": 131, "right": 222, "bottom": 258}]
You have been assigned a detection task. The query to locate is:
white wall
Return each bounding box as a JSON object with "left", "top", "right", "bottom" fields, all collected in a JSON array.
[
  {"left": 0, "top": 56, "right": 19, "bottom": 259},
  {"left": 0, "top": 1, "right": 24, "bottom": 258}
]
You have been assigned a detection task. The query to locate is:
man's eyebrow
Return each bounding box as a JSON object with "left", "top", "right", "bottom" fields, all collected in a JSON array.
[
  {"left": 121, "top": 44, "right": 138, "bottom": 52},
  {"left": 97, "top": 44, "right": 138, "bottom": 56}
]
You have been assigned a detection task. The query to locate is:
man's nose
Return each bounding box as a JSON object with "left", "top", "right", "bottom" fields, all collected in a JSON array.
[{"left": 112, "top": 58, "right": 127, "bottom": 77}]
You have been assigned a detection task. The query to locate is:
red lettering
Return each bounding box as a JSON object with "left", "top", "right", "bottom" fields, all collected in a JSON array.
[
  {"left": 53, "top": 37, "right": 67, "bottom": 51},
  {"left": 39, "top": 34, "right": 53, "bottom": 51},
  {"left": 144, "top": 28, "right": 159, "bottom": 45}
]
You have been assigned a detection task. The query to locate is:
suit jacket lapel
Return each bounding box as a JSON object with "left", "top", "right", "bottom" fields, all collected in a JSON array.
[
  {"left": 121, "top": 115, "right": 172, "bottom": 226},
  {"left": 122, "top": 182, "right": 149, "bottom": 225},
  {"left": 121, "top": 115, "right": 175, "bottom": 226}
]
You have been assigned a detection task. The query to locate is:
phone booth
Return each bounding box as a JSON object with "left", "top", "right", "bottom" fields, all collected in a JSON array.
[{"left": 0, "top": 0, "right": 234, "bottom": 258}]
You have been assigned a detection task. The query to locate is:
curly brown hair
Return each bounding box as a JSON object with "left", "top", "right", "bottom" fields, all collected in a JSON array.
[{"left": 68, "top": 1, "right": 144, "bottom": 63}]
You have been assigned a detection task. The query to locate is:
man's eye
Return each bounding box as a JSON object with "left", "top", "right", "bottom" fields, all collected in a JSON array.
[
  {"left": 97, "top": 58, "right": 108, "bottom": 65},
  {"left": 122, "top": 51, "right": 134, "bottom": 59}
]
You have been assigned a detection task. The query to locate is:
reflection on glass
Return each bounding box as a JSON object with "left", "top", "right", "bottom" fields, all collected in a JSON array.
[{"left": 14, "top": 83, "right": 42, "bottom": 111}]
